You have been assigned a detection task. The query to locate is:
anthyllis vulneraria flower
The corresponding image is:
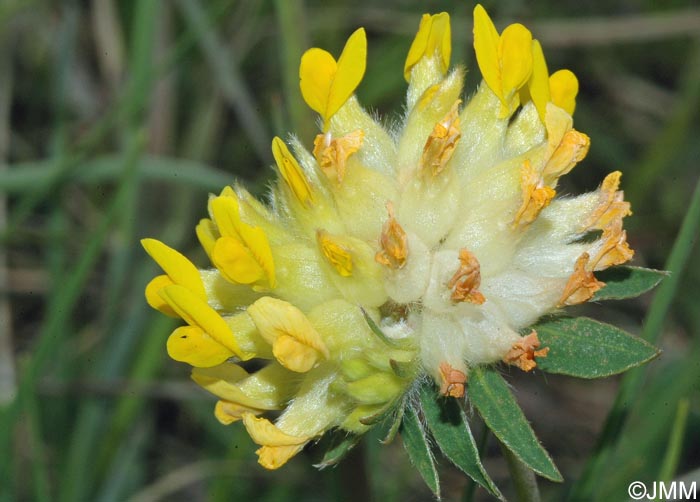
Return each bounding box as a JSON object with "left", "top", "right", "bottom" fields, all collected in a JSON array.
[{"left": 143, "top": 6, "right": 663, "bottom": 498}]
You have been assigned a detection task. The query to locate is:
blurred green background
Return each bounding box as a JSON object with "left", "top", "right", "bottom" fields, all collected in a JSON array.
[{"left": 1, "top": 0, "right": 699, "bottom": 500}]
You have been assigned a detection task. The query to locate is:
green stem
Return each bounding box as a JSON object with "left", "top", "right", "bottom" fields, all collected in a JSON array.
[{"left": 501, "top": 443, "right": 541, "bottom": 502}]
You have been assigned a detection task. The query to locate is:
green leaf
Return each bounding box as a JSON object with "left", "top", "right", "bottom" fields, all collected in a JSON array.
[
  {"left": 314, "top": 431, "right": 361, "bottom": 469},
  {"left": 381, "top": 403, "right": 405, "bottom": 445},
  {"left": 469, "top": 367, "right": 562, "bottom": 482},
  {"left": 593, "top": 266, "right": 667, "bottom": 301},
  {"left": 400, "top": 404, "right": 440, "bottom": 498},
  {"left": 535, "top": 317, "right": 660, "bottom": 378},
  {"left": 418, "top": 382, "right": 503, "bottom": 500}
]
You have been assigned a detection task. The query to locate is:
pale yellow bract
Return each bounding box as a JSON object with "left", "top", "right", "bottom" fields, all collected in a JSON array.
[{"left": 142, "top": 5, "right": 633, "bottom": 470}]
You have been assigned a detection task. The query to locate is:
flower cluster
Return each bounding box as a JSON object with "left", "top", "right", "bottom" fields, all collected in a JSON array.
[{"left": 143, "top": 6, "right": 633, "bottom": 471}]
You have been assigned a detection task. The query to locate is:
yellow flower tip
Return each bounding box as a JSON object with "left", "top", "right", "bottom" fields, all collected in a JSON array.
[
  {"left": 272, "top": 137, "right": 313, "bottom": 207},
  {"left": 313, "top": 129, "right": 364, "bottom": 184},
  {"left": 502, "top": 330, "right": 549, "bottom": 371},
  {"left": 527, "top": 39, "right": 551, "bottom": 122},
  {"left": 299, "top": 27, "right": 367, "bottom": 129},
  {"left": 166, "top": 325, "right": 235, "bottom": 367},
  {"left": 159, "top": 284, "right": 250, "bottom": 360},
  {"left": 375, "top": 202, "right": 408, "bottom": 269},
  {"left": 209, "top": 195, "right": 276, "bottom": 288},
  {"left": 447, "top": 249, "right": 486, "bottom": 304},
  {"left": 558, "top": 253, "right": 605, "bottom": 306},
  {"left": 404, "top": 12, "right": 452, "bottom": 81},
  {"left": 550, "top": 69, "right": 579, "bottom": 115},
  {"left": 145, "top": 275, "right": 178, "bottom": 317},
  {"left": 195, "top": 218, "right": 218, "bottom": 259},
  {"left": 141, "top": 238, "right": 206, "bottom": 300},
  {"left": 317, "top": 230, "right": 353, "bottom": 277},
  {"left": 242, "top": 413, "right": 309, "bottom": 469},
  {"left": 256, "top": 445, "right": 307, "bottom": 470},
  {"left": 473, "top": 5, "right": 533, "bottom": 116},
  {"left": 214, "top": 400, "right": 263, "bottom": 425},
  {"left": 420, "top": 99, "right": 462, "bottom": 176},
  {"left": 212, "top": 236, "right": 266, "bottom": 285},
  {"left": 513, "top": 160, "right": 556, "bottom": 228},
  {"left": 438, "top": 361, "right": 467, "bottom": 398},
  {"left": 247, "top": 297, "right": 330, "bottom": 373}
]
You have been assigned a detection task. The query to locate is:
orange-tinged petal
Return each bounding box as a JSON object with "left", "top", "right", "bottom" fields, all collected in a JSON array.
[
  {"left": 312, "top": 130, "right": 364, "bottom": 184},
  {"left": 558, "top": 253, "right": 605, "bottom": 306},
  {"left": 447, "top": 249, "right": 486, "bottom": 304},
  {"left": 502, "top": 330, "right": 549, "bottom": 371}
]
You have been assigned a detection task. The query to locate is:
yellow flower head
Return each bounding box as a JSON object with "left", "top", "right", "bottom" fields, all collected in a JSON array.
[{"left": 143, "top": 6, "right": 640, "bottom": 475}]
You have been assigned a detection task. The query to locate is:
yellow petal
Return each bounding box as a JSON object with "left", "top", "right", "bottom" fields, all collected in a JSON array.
[
  {"left": 159, "top": 284, "right": 250, "bottom": 359},
  {"left": 141, "top": 238, "right": 206, "bottom": 300},
  {"left": 210, "top": 194, "right": 243, "bottom": 240},
  {"left": 299, "top": 28, "right": 367, "bottom": 129},
  {"left": 166, "top": 325, "right": 235, "bottom": 367},
  {"left": 210, "top": 195, "right": 276, "bottom": 287},
  {"left": 214, "top": 400, "right": 264, "bottom": 425},
  {"left": 271, "top": 137, "right": 313, "bottom": 206},
  {"left": 299, "top": 48, "right": 337, "bottom": 121},
  {"left": 242, "top": 413, "right": 308, "bottom": 447},
  {"left": 256, "top": 445, "right": 306, "bottom": 470},
  {"left": 247, "top": 297, "right": 329, "bottom": 372},
  {"left": 272, "top": 335, "right": 320, "bottom": 373},
  {"left": 473, "top": 5, "right": 501, "bottom": 99},
  {"left": 330, "top": 28, "right": 367, "bottom": 122},
  {"left": 528, "top": 40, "right": 550, "bottom": 122},
  {"left": 499, "top": 23, "right": 533, "bottom": 111},
  {"left": 550, "top": 69, "right": 579, "bottom": 115},
  {"left": 316, "top": 230, "right": 353, "bottom": 277},
  {"left": 211, "top": 236, "right": 265, "bottom": 285},
  {"left": 404, "top": 12, "right": 451, "bottom": 81},
  {"left": 196, "top": 218, "right": 218, "bottom": 258},
  {"left": 144, "top": 274, "right": 177, "bottom": 316}
]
